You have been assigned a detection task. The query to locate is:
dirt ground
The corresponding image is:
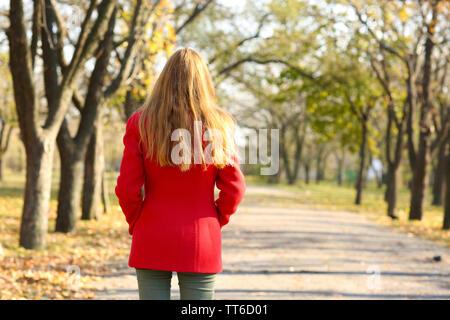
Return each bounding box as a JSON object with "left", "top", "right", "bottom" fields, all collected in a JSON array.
[{"left": 94, "top": 185, "right": 450, "bottom": 300}]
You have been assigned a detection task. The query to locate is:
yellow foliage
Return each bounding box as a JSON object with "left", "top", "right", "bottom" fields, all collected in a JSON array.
[
  {"left": 0, "top": 173, "right": 130, "bottom": 299},
  {"left": 398, "top": 5, "right": 410, "bottom": 23}
]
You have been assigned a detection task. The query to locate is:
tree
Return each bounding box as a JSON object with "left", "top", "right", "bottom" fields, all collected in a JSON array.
[
  {"left": 80, "top": 0, "right": 210, "bottom": 222},
  {"left": 365, "top": 40, "right": 409, "bottom": 219},
  {"left": 0, "top": 52, "right": 15, "bottom": 181},
  {"left": 0, "top": 117, "right": 13, "bottom": 181},
  {"left": 431, "top": 52, "right": 449, "bottom": 206},
  {"left": 345, "top": 88, "right": 376, "bottom": 205},
  {"left": 333, "top": 143, "right": 347, "bottom": 186},
  {"left": 81, "top": 1, "right": 174, "bottom": 221},
  {"left": 408, "top": 0, "right": 447, "bottom": 220},
  {"left": 315, "top": 39, "right": 381, "bottom": 205},
  {"left": 53, "top": 1, "right": 163, "bottom": 231},
  {"left": 7, "top": 0, "right": 116, "bottom": 249},
  {"left": 444, "top": 134, "right": 450, "bottom": 229},
  {"left": 349, "top": 0, "right": 449, "bottom": 220},
  {"left": 268, "top": 74, "right": 309, "bottom": 185}
]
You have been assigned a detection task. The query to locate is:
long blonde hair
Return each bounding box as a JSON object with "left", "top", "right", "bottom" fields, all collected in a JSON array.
[{"left": 138, "top": 47, "right": 237, "bottom": 171}]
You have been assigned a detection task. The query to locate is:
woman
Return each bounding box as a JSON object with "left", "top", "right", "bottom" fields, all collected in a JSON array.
[{"left": 115, "top": 47, "right": 246, "bottom": 300}]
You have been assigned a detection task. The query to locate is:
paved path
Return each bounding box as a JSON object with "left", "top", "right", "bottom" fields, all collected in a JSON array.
[{"left": 94, "top": 185, "right": 450, "bottom": 299}]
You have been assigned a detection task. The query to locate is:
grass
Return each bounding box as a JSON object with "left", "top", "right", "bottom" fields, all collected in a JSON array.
[{"left": 244, "top": 175, "right": 450, "bottom": 248}]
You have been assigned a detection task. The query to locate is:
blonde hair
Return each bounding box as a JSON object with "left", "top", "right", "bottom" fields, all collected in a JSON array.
[{"left": 138, "top": 47, "right": 237, "bottom": 171}]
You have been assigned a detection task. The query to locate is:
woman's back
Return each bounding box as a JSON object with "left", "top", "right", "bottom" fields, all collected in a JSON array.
[
  {"left": 115, "top": 48, "right": 245, "bottom": 299},
  {"left": 116, "top": 110, "right": 245, "bottom": 273}
]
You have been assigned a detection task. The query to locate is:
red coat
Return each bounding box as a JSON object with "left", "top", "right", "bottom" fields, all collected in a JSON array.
[{"left": 115, "top": 110, "right": 246, "bottom": 273}]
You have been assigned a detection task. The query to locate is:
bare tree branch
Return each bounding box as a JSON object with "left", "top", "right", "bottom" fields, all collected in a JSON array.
[
  {"left": 218, "top": 57, "right": 316, "bottom": 81},
  {"left": 7, "top": 0, "right": 42, "bottom": 141},
  {"left": 30, "top": 0, "right": 42, "bottom": 69},
  {"left": 43, "top": 0, "right": 117, "bottom": 136},
  {"left": 209, "top": 12, "right": 270, "bottom": 65},
  {"left": 351, "top": 3, "right": 405, "bottom": 62},
  {"left": 104, "top": 0, "right": 161, "bottom": 99},
  {"left": 175, "top": 0, "right": 214, "bottom": 34}
]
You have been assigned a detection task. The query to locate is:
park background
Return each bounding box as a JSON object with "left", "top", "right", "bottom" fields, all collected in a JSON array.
[{"left": 0, "top": 0, "right": 449, "bottom": 299}]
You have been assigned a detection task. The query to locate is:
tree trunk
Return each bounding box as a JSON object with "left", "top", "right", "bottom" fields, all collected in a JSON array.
[
  {"left": 288, "top": 130, "right": 303, "bottom": 185},
  {"left": 280, "top": 127, "right": 294, "bottom": 184},
  {"left": 383, "top": 170, "right": 389, "bottom": 202},
  {"left": 287, "top": 159, "right": 300, "bottom": 185},
  {"left": 385, "top": 164, "right": 399, "bottom": 219},
  {"left": 8, "top": 0, "right": 116, "bottom": 249},
  {"left": 432, "top": 142, "right": 446, "bottom": 206},
  {"left": 124, "top": 88, "right": 141, "bottom": 120},
  {"left": 54, "top": 122, "right": 85, "bottom": 233},
  {"left": 0, "top": 122, "right": 13, "bottom": 182},
  {"left": 267, "top": 165, "right": 281, "bottom": 184},
  {"left": 304, "top": 163, "right": 310, "bottom": 184},
  {"left": 408, "top": 1, "right": 438, "bottom": 221},
  {"left": 54, "top": 150, "right": 84, "bottom": 233},
  {"left": 279, "top": 125, "right": 304, "bottom": 185},
  {"left": 101, "top": 169, "right": 110, "bottom": 214},
  {"left": 336, "top": 155, "right": 344, "bottom": 186},
  {"left": 82, "top": 119, "right": 105, "bottom": 220},
  {"left": 376, "top": 166, "right": 383, "bottom": 189},
  {"left": 444, "top": 140, "right": 450, "bottom": 229},
  {"left": 74, "top": 8, "right": 118, "bottom": 220},
  {"left": 0, "top": 123, "right": 4, "bottom": 181},
  {"left": 19, "top": 139, "right": 55, "bottom": 249},
  {"left": 315, "top": 156, "right": 322, "bottom": 183},
  {"left": 315, "top": 148, "right": 325, "bottom": 184},
  {"left": 355, "top": 123, "right": 367, "bottom": 205},
  {"left": 337, "top": 170, "right": 342, "bottom": 185},
  {"left": 409, "top": 121, "right": 431, "bottom": 219},
  {"left": 287, "top": 171, "right": 296, "bottom": 185}
]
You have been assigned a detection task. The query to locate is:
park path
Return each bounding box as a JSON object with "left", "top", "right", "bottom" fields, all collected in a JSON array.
[{"left": 94, "top": 185, "right": 450, "bottom": 299}]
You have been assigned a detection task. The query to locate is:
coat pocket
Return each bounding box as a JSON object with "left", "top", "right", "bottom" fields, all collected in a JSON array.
[{"left": 129, "top": 202, "right": 144, "bottom": 235}]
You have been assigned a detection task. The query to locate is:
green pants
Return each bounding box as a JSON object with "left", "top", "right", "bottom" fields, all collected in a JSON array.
[{"left": 135, "top": 268, "right": 216, "bottom": 300}]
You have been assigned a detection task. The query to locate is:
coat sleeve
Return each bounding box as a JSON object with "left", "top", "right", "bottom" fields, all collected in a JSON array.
[
  {"left": 214, "top": 155, "right": 246, "bottom": 228},
  {"left": 115, "top": 112, "right": 145, "bottom": 235}
]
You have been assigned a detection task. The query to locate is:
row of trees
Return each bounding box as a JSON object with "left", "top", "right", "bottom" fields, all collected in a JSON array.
[
  {"left": 193, "top": 0, "right": 449, "bottom": 227},
  {"left": 3, "top": 0, "right": 278, "bottom": 250},
  {"left": 2, "top": 0, "right": 219, "bottom": 249},
  {"left": 1, "top": 0, "right": 449, "bottom": 250}
]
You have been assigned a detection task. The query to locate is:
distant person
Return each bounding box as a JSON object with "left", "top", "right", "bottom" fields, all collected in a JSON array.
[{"left": 115, "top": 47, "right": 246, "bottom": 300}]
